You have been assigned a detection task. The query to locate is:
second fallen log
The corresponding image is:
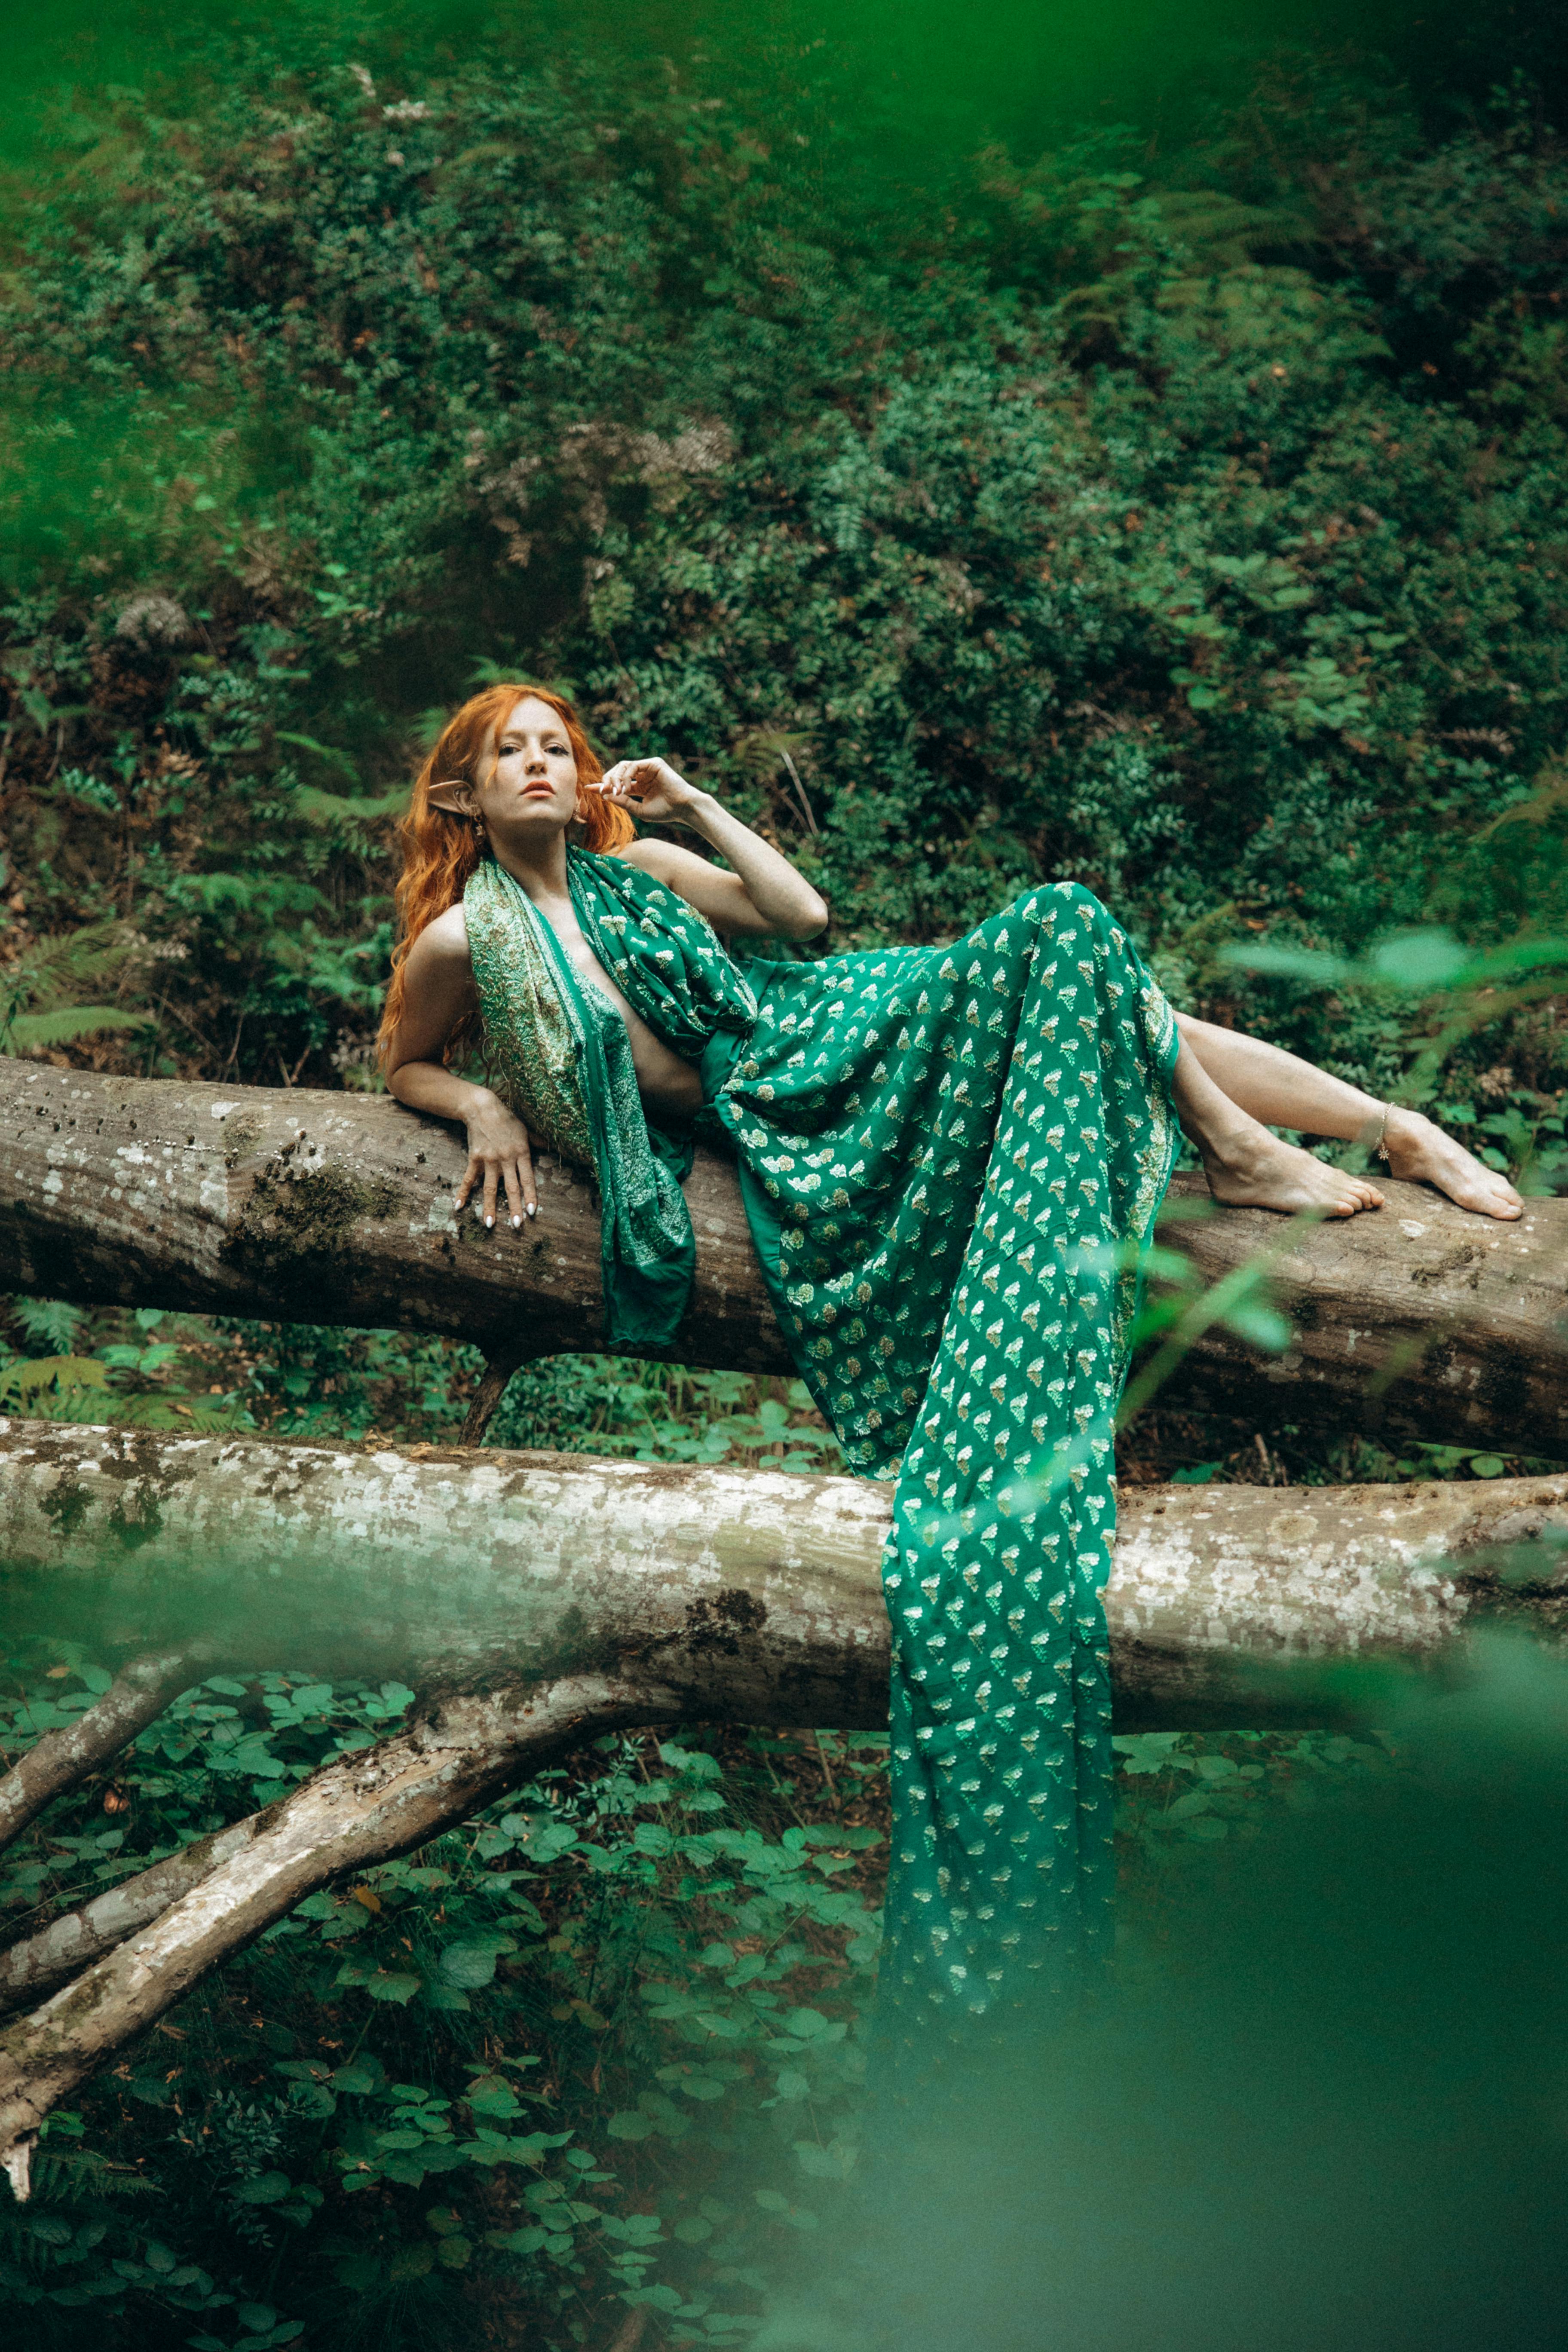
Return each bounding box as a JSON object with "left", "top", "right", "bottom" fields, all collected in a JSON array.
[
  {"left": 2, "top": 1418, "right": 1566, "bottom": 1729},
  {"left": 1, "top": 1415, "right": 1566, "bottom": 2184}
]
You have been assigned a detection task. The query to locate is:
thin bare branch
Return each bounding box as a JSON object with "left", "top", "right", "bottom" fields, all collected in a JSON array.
[
  {"left": 0, "top": 1818, "right": 255, "bottom": 2017},
  {"left": 460, "top": 1346, "right": 532, "bottom": 1446},
  {"left": 0, "top": 1647, "right": 213, "bottom": 1859},
  {"left": 0, "top": 1674, "right": 664, "bottom": 2193}
]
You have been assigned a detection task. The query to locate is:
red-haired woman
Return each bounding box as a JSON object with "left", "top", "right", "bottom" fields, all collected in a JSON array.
[{"left": 380, "top": 682, "right": 1519, "bottom": 2035}]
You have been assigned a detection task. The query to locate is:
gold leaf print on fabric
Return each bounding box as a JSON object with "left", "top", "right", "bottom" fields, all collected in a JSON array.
[{"left": 475, "top": 858, "right": 1179, "bottom": 2051}]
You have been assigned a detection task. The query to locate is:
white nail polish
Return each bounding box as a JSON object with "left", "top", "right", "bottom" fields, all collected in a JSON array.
[
  {"left": 485, "top": 1215, "right": 494, "bottom": 1228},
  {"left": 511, "top": 1216, "right": 522, "bottom": 1229},
  {"left": 527, "top": 1204, "right": 536, "bottom": 1219}
]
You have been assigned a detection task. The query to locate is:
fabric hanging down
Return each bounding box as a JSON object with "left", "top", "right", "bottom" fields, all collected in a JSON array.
[{"left": 465, "top": 848, "right": 1181, "bottom": 2055}]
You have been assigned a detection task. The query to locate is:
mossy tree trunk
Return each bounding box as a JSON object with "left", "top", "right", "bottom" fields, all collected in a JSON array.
[{"left": 1, "top": 1057, "right": 1564, "bottom": 1455}]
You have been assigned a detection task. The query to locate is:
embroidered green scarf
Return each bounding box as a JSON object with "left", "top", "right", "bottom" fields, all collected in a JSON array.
[{"left": 463, "top": 849, "right": 756, "bottom": 1349}]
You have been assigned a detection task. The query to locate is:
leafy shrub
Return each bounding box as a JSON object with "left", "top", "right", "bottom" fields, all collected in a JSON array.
[
  {"left": 0, "top": 56, "right": 1564, "bottom": 1112},
  {"left": 0, "top": 1644, "right": 886, "bottom": 2349}
]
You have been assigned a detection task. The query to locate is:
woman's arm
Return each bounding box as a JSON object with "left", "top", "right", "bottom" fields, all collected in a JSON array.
[
  {"left": 595, "top": 758, "right": 827, "bottom": 940},
  {"left": 383, "top": 908, "right": 539, "bottom": 1225}
]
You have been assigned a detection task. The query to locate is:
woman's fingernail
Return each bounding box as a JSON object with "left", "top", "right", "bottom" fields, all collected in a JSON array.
[
  {"left": 511, "top": 1216, "right": 522, "bottom": 1230},
  {"left": 485, "top": 1215, "right": 494, "bottom": 1229},
  {"left": 527, "top": 1204, "right": 536, "bottom": 1219}
]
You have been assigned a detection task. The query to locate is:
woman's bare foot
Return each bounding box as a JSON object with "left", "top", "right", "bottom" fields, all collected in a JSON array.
[
  {"left": 1380, "top": 1107, "right": 1524, "bottom": 1219},
  {"left": 1200, "top": 1120, "right": 1385, "bottom": 1219}
]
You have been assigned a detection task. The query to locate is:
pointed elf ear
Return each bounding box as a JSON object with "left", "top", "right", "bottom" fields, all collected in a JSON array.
[{"left": 426, "top": 778, "right": 474, "bottom": 817}]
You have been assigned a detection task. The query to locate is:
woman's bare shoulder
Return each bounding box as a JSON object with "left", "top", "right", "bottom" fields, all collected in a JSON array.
[
  {"left": 409, "top": 903, "right": 471, "bottom": 965},
  {"left": 612, "top": 838, "right": 663, "bottom": 873}
]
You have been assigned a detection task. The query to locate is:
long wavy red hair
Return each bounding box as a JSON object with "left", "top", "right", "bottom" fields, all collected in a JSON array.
[{"left": 378, "top": 682, "right": 634, "bottom": 1065}]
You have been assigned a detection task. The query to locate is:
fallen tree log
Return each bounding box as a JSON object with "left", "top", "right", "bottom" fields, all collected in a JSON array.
[
  {"left": 0, "top": 1415, "right": 1565, "bottom": 2187},
  {"left": 3, "top": 1419, "right": 1566, "bottom": 1728},
  {"left": 0, "top": 1059, "right": 1563, "bottom": 1457}
]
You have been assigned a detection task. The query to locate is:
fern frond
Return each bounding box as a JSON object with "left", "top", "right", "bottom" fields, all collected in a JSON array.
[
  {"left": 1, "top": 919, "right": 144, "bottom": 1009},
  {"left": 31, "top": 2144, "right": 160, "bottom": 2196},
  {"left": 5, "top": 1005, "right": 154, "bottom": 1051},
  {"left": 10, "top": 1298, "right": 86, "bottom": 1353},
  {"left": 295, "top": 784, "right": 409, "bottom": 828},
  {"left": 1478, "top": 756, "right": 1568, "bottom": 837},
  {"left": 276, "top": 729, "right": 360, "bottom": 783}
]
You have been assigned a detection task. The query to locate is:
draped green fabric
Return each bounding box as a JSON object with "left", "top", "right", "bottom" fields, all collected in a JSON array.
[
  {"left": 465, "top": 852, "right": 755, "bottom": 1348},
  {"left": 466, "top": 851, "right": 1181, "bottom": 2025}
]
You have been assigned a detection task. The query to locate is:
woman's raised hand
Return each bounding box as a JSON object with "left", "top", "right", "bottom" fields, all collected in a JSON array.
[
  {"left": 454, "top": 1089, "right": 538, "bottom": 1229},
  {"left": 595, "top": 757, "right": 705, "bottom": 825}
]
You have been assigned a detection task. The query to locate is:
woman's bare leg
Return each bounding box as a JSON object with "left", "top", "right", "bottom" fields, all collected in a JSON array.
[
  {"left": 1170, "top": 1037, "right": 1387, "bottom": 1219},
  {"left": 1175, "top": 1013, "right": 1523, "bottom": 1221}
]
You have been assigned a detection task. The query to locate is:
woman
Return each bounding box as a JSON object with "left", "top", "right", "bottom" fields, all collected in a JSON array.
[{"left": 380, "top": 683, "right": 1521, "bottom": 2038}]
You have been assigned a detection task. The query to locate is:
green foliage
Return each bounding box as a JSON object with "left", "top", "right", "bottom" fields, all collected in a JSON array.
[
  {"left": 0, "top": 920, "right": 155, "bottom": 1056},
  {"left": 488, "top": 1360, "right": 845, "bottom": 1475},
  {"left": 0, "top": 1305, "right": 250, "bottom": 1433},
  {"left": 0, "top": 1294, "right": 850, "bottom": 1469},
  {"left": 0, "top": 53, "right": 1564, "bottom": 1116},
  {"left": 0, "top": 1622, "right": 1410, "bottom": 2349},
  {"left": 0, "top": 1637, "right": 887, "bottom": 2348}
]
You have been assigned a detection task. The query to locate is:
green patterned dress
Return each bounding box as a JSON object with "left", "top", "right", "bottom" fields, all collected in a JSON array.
[{"left": 464, "top": 850, "right": 1180, "bottom": 2045}]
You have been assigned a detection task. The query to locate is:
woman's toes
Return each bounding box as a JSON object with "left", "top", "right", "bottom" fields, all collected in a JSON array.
[{"left": 1446, "top": 1167, "right": 1524, "bottom": 1217}]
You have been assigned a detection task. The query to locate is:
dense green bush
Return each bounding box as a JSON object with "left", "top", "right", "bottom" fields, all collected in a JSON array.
[
  {"left": 1, "top": 50, "right": 1564, "bottom": 1109},
  {"left": 0, "top": 1646, "right": 886, "bottom": 2348}
]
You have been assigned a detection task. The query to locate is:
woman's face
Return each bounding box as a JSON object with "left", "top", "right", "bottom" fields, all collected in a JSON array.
[{"left": 473, "top": 695, "right": 579, "bottom": 835}]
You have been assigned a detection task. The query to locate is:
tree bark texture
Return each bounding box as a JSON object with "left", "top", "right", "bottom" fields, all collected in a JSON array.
[
  {"left": 0, "top": 1059, "right": 1562, "bottom": 1455},
  {"left": 3, "top": 1419, "right": 1565, "bottom": 1732},
  {"left": 0, "top": 1811, "right": 258, "bottom": 2015}
]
